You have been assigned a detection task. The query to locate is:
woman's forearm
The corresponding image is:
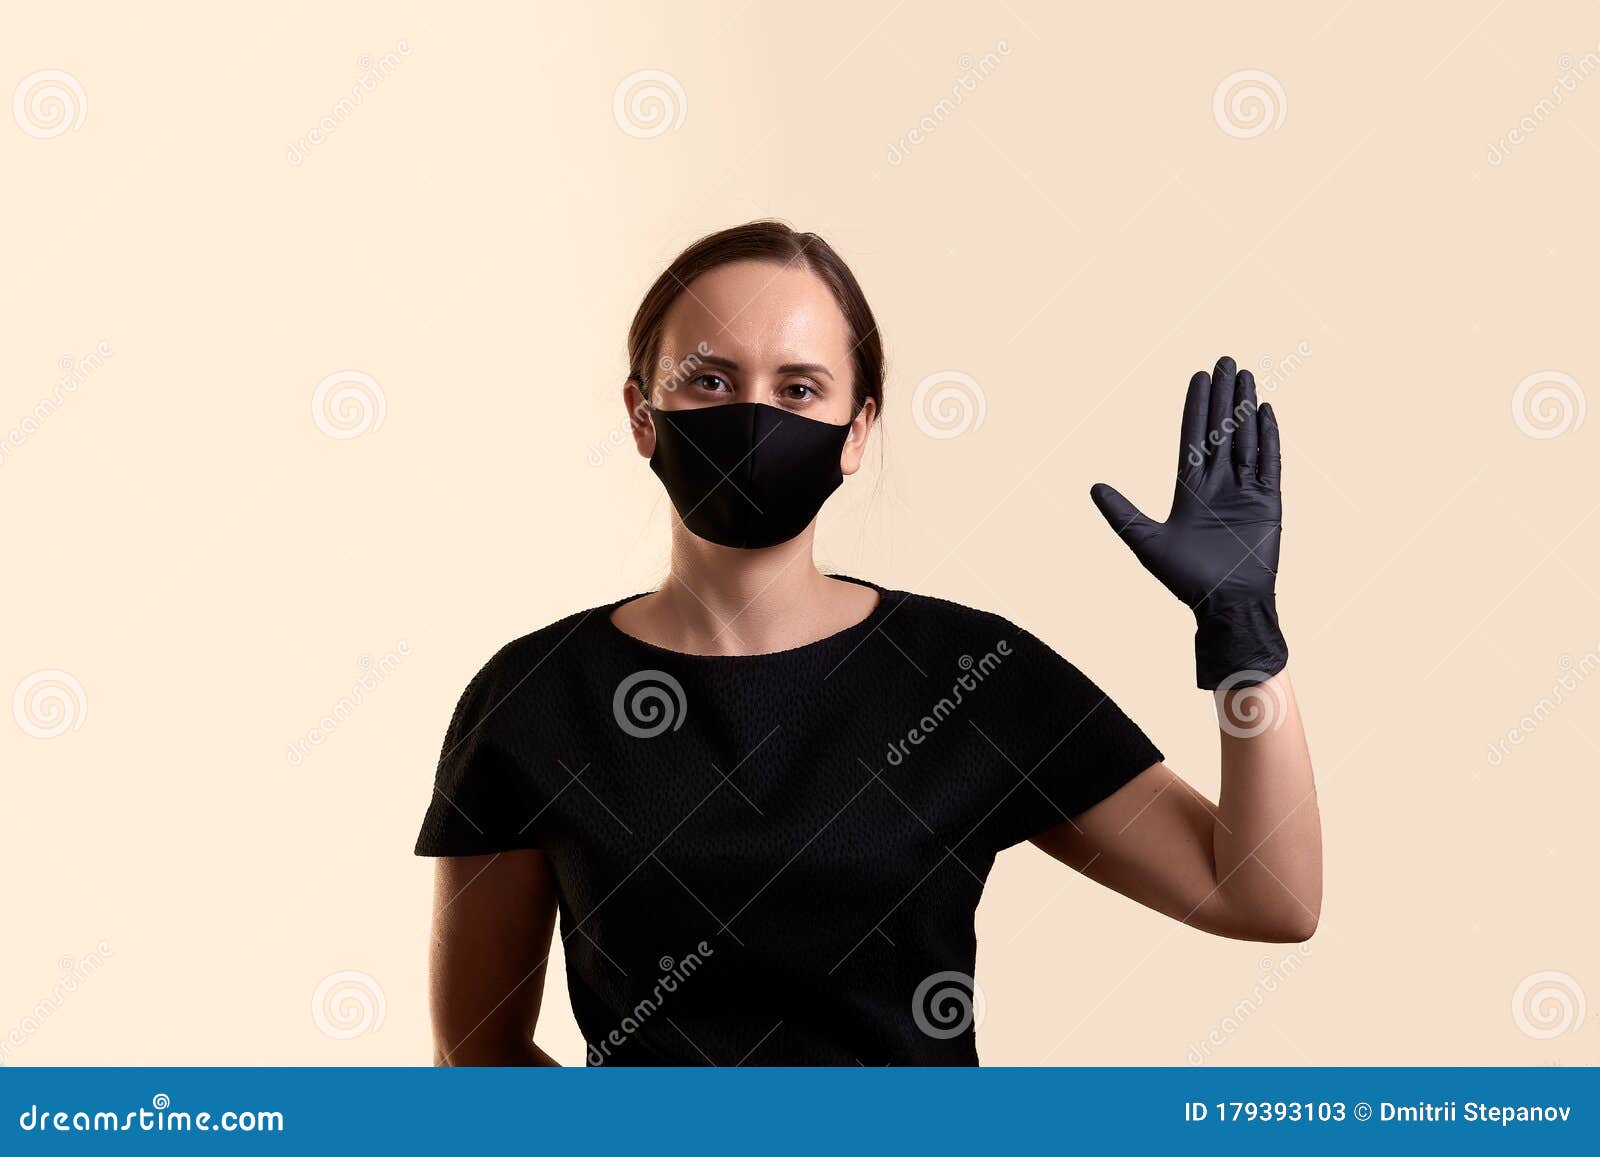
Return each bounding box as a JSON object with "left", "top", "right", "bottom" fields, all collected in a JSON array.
[
  {"left": 433, "top": 1037, "right": 560, "bottom": 1066},
  {"left": 1210, "top": 670, "right": 1321, "bottom": 941}
]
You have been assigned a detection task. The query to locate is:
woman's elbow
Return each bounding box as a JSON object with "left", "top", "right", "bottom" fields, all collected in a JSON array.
[
  {"left": 1205, "top": 899, "right": 1319, "bottom": 943},
  {"left": 1255, "top": 909, "right": 1319, "bottom": 944}
]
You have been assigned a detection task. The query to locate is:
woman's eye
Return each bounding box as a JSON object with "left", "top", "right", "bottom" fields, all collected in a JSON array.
[
  {"left": 784, "top": 382, "right": 817, "bottom": 400},
  {"left": 692, "top": 374, "right": 731, "bottom": 392}
]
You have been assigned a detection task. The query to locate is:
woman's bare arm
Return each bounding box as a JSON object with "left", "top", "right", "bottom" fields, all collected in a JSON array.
[
  {"left": 1031, "top": 670, "right": 1320, "bottom": 942},
  {"left": 428, "top": 849, "right": 562, "bottom": 1065}
]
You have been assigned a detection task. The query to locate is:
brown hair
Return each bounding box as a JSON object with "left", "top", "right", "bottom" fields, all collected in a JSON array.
[{"left": 626, "top": 220, "right": 885, "bottom": 417}]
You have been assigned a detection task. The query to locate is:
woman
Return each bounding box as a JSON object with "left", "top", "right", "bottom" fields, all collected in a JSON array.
[{"left": 416, "top": 221, "right": 1320, "bottom": 1066}]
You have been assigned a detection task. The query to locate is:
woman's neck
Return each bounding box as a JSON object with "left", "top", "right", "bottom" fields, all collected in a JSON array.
[
  {"left": 608, "top": 527, "right": 876, "bottom": 657},
  {"left": 657, "top": 531, "right": 832, "bottom": 653}
]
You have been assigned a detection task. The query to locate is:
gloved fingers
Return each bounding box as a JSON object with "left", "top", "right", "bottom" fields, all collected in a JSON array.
[
  {"left": 1178, "top": 369, "right": 1211, "bottom": 484},
  {"left": 1205, "top": 355, "right": 1238, "bottom": 470},
  {"left": 1232, "top": 368, "right": 1259, "bottom": 479},
  {"left": 1090, "top": 482, "right": 1158, "bottom": 554},
  {"left": 1257, "top": 401, "right": 1282, "bottom": 491}
]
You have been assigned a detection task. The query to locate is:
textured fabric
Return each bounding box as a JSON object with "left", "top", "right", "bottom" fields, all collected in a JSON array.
[{"left": 414, "top": 576, "right": 1163, "bottom": 1066}]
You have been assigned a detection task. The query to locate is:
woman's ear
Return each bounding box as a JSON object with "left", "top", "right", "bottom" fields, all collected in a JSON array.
[
  {"left": 840, "top": 397, "right": 877, "bottom": 476},
  {"left": 624, "top": 378, "right": 655, "bottom": 458}
]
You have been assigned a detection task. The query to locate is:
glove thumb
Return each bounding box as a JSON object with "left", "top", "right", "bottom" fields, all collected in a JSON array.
[{"left": 1090, "top": 483, "right": 1158, "bottom": 552}]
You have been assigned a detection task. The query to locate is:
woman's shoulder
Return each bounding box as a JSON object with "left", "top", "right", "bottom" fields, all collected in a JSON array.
[
  {"left": 452, "top": 596, "right": 632, "bottom": 702},
  {"left": 861, "top": 582, "right": 1079, "bottom": 678},
  {"left": 885, "top": 585, "right": 1137, "bottom": 732},
  {"left": 876, "top": 582, "right": 1034, "bottom": 645},
  {"left": 907, "top": 582, "right": 1132, "bottom": 675}
]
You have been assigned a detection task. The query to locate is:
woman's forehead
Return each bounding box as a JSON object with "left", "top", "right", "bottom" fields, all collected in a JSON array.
[{"left": 661, "top": 261, "right": 851, "bottom": 365}]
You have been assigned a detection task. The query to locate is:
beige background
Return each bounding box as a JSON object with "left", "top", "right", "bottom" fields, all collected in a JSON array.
[{"left": 3, "top": 1, "right": 1596, "bottom": 1066}]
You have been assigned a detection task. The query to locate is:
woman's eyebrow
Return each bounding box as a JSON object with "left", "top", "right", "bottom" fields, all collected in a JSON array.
[
  {"left": 777, "top": 362, "right": 834, "bottom": 380},
  {"left": 685, "top": 353, "right": 739, "bottom": 371},
  {"left": 680, "top": 353, "right": 835, "bottom": 381}
]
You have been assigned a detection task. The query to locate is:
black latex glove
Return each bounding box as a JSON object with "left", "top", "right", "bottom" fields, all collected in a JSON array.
[{"left": 1090, "top": 356, "right": 1288, "bottom": 690}]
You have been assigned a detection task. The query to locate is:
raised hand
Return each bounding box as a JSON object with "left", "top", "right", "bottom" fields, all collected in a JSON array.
[{"left": 1090, "top": 356, "right": 1288, "bottom": 689}]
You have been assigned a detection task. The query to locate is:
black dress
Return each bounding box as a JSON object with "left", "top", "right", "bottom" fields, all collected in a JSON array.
[{"left": 415, "top": 576, "right": 1162, "bottom": 1065}]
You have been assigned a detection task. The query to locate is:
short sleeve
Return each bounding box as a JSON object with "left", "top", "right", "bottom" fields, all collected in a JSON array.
[
  {"left": 985, "top": 627, "right": 1163, "bottom": 850},
  {"left": 413, "top": 652, "right": 543, "bottom": 857}
]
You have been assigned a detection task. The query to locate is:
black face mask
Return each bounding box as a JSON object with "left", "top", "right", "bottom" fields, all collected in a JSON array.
[{"left": 648, "top": 402, "right": 853, "bottom": 549}]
